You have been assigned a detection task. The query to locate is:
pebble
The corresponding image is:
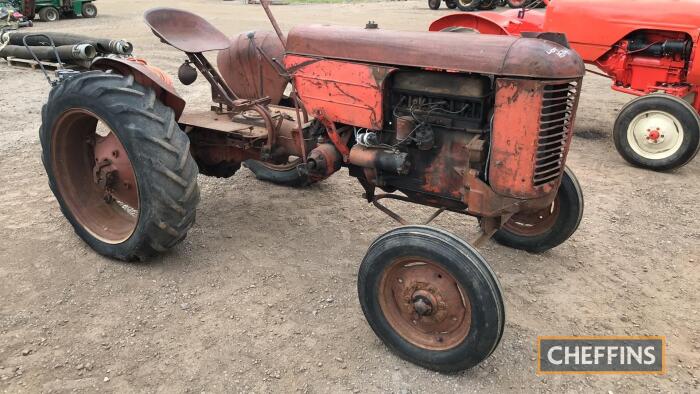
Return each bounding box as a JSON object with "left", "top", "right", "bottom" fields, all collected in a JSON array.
[
  {"left": 104, "top": 377, "right": 110, "bottom": 382},
  {"left": 21, "top": 349, "right": 31, "bottom": 356},
  {"left": 180, "top": 303, "right": 190, "bottom": 310}
]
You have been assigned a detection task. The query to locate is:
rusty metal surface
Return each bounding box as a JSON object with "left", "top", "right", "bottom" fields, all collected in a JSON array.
[
  {"left": 178, "top": 111, "right": 269, "bottom": 139},
  {"left": 144, "top": 8, "right": 231, "bottom": 53},
  {"left": 488, "top": 78, "right": 580, "bottom": 199},
  {"left": 51, "top": 109, "right": 139, "bottom": 244},
  {"left": 217, "top": 31, "right": 288, "bottom": 105},
  {"left": 378, "top": 257, "right": 472, "bottom": 351},
  {"left": 285, "top": 55, "right": 395, "bottom": 130},
  {"left": 91, "top": 57, "right": 186, "bottom": 119},
  {"left": 286, "top": 25, "right": 584, "bottom": 79}
]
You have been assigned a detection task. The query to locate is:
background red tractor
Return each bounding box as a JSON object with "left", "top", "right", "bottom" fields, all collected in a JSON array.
[{"left": 431, "top": 0, "right": 700, "bottom": 171}]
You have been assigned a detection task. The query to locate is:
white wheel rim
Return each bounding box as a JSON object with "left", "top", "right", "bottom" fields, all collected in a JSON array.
[{"left": 627, "top": 110, "right": 684, "bottom": 160}]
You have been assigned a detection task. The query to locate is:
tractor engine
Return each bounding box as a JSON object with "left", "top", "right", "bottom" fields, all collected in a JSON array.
[
  {"left": 596, "top": 30, "right": 694, "bottom": 95},
  {"left": 280, "top": 25, "right": 585, "bottom": 217}
]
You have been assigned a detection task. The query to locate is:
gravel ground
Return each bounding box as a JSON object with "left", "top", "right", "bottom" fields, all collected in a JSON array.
[{"left": 0, "top": 1, "right": 698, "bottom": 393}]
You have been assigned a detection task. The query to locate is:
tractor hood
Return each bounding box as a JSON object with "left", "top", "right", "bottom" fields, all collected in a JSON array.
[{"left": 286, "top": 25, "right": 584, "bottom": 80}]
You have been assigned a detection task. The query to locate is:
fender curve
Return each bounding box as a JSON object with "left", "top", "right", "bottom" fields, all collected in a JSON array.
[
  {"left": 429, "top": 10, "right": 544, "bottom": 36},
  {"left": 91, "top": 57, "right": 186, "bottom": 119}
]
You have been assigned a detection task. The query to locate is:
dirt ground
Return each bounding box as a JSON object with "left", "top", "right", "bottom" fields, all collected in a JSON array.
[{"left": 0, "top": 0, "right": 698, "bottom": 392}]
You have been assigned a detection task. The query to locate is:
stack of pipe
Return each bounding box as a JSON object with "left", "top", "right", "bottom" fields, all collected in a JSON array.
[{"left": 0, "top": 31, "right": 133, "bottom": 66}]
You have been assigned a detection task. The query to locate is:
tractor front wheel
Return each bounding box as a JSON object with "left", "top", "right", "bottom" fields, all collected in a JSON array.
[
  {"left": 613, "top": 94, "right": 700, "bottom": 171},
  {"left": 446, "top": 0, "right": 458, "bottom": 9},
  {"left": 484, "top": 167, "right": 584, "bottom": 253},
  {"left": 39, "top": 7, "right": 60, "bottom": 22},
  {"left": 429, "top": 0, "right": 441, "bottom": 9},
  {"left": 82, "top": 3, "right": 98, "bottom": 18},
  {"left": 456, "top": 0, "right": 482, "bottom": 12},
  {"left": 40, "top": 71, "right": 200, "bottom": 261},
  {"left": 358, "top": 226, "right": 505, "bottom": 372}
]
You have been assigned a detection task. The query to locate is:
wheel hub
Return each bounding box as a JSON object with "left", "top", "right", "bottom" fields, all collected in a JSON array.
[
  {"left": 628, "top": 110, "right": 684, "bottom": 159},
  {"left": 378, "top": 259, "right": 471, "bottom": 351},
  {"left": 411, "top": 290, "right": 437, "bottom": 317}
]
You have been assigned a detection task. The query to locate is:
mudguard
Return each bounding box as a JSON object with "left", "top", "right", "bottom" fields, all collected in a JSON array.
[
  {"left": 428, "top": 10, "right": 544, "bottom": 36},
  {"left": 91, "top": 57, "right": 186, "bottom": 119}
]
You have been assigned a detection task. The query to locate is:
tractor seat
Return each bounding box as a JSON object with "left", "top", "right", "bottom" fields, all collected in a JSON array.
[{"left": 144, "top": 8, "right": 231, "bottom": 53}]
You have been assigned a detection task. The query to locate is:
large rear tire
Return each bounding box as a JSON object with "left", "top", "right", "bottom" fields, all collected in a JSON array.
[
  {"left": 485, "top": 167, "right": 584, "bottom": 253},
  {"left": 39, "top": 6, "right": 59, "bottom": 22},
  {"left": 40, "top": 71, "right": 200, "bottom": 261},
  {"left": 613, "top": 94, "right": 700, "bottom": 171},
  {"left": 81, "top": 3, "right": 98, "bottom": 18},
  {"left": 358, "top": 226, "right": 505, "bottom": 373},
  {"left": 456, "top": 0, "right": 482, "bottom": 11}
]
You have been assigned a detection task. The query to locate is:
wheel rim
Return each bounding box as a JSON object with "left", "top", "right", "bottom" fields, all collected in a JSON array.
[
  {"left": 51, "top": 109, "right": 140, "bottom": 244},
  {"left": 84, "top": 6, "right": 96, "bottom": 16},
  {"left": 378, "top": 257, "right": 472, "bottom": 351},
  {"left": 502, "top": 195, "right": 560, "bottom": 237},
  {"left": 459, "top": 0, "right": 477, "bottom": 6},
  {"left": 626, "top": 110, "right": 685, "bottom": 160},
  {"left": 47, "top": 9, "right": 58, "bottom": 20}
]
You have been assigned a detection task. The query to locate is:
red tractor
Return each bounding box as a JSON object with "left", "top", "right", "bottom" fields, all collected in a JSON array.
[
  {"left": 38, "top": 3, "right": 584, "bottom": 372},
  {"left": 431, "top": 0, "right": 700, "bottom": 171}
]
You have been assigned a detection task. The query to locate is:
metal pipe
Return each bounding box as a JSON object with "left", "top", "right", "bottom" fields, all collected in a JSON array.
[
  {"left": 260, "top": 0, "right": 287, "bottom": 49},
  {"left": 348, "top": 145, "right": 410, "bottom": 174}
]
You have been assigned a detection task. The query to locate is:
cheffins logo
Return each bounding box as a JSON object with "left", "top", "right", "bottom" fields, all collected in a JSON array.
[{"left": 537, "top": 336, "right": 665, "bottom": 375}]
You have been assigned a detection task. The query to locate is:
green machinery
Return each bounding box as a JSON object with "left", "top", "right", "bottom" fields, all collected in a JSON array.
[{"left": 18, "top": 0, "right": 97, "bottom": 22}]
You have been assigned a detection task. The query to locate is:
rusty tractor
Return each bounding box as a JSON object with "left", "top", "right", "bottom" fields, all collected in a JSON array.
[{"left": 39, "top": 3, "right": 585, "bottom": 372}]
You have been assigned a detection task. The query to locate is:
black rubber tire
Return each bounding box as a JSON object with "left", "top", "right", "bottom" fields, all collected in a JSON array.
[
  {"left": 358, "top": 225, "right": 505, "bottom": 373},
  {"left": 478, "top": 0, "right": 498, "bottom": 9},
  {"left": 196, "top": 160, "right": 241, "bottom": 178},
  {"left": 429, "top": 0, "right": 442, "bottom": 10},
  {"left": 446, "top": 0, "right": 458, "bottom": 9},
  {"left": 244, "top": 159, "right": 316, "bottom": 187},
  {"left": 81, "top": 3, "right": 97, "bottom": 18},
  {"left": 456, "top": 0, "right": 482, "bottom": 11},
  {"left": 488, "top": 167, "right": 583, "bottom": 253},
  {"left": 40, "top": 71, "right": 200, "bottom": 261},
  {"left": 39, "top": 7, "right": 59, "bottom": 22},
  {"left": 613, "top": 94, "right": 700, "bottom": 171}
]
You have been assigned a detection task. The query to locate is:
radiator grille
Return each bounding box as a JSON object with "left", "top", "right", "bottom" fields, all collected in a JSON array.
[{"left": 534, "top": 81, "right": 578, "bottom": 186}]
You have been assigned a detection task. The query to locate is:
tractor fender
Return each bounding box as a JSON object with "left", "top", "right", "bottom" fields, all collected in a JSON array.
[
  {"left": 428, "top": 10, "right": 544, "bottom": 36},
  {"left": 91, "top": 57, "right": 186, "bottom": 119}
]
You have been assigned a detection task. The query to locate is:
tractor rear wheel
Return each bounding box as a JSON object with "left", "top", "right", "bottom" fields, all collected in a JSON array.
[
  {"left": 456, "top": 0, "right": 482, "bottom": 11},
  {"left": 428, "top": 0, "right": 441, "bottom": 9},
  {"left": 40, "top": 71, "right": 199, "bottom": 261},
  {"left": 613, "top": 94, "right": 700, "bottom": 171},
  {"left": 244, "top": 158, "right": 317, "bottom": 187},
  {"left": 82, "top": 3, "right": 98, "bottom": 18},
  {"left": 484, "top": 167, "right": 584, "bottom": 253},
  {"left": 39, "top": 6, "right": 60, "bottom": 22},
  {"left": 358, "top": 226, "right": 505, "bottom": 372}
]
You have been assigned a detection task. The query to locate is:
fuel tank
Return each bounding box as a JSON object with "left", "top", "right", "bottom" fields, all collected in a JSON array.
[{"left": 286, "top": 25, "right": 584, "bottom": 80}]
